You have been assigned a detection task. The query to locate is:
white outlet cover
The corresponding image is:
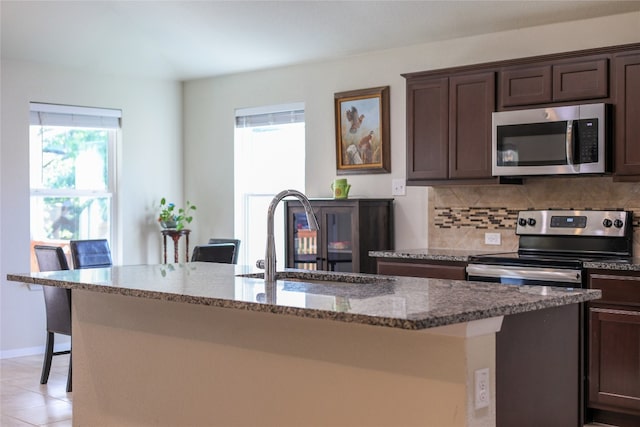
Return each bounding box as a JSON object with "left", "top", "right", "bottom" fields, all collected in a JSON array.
[
  {"left": 484, "top": 232, "right": 501, "bottom": 245},
  {"left": 475, "top": 368, "right": 490, "bottom": 409},
  {"left": 391, "top": 178, "right": 406, "bottom": 196}
]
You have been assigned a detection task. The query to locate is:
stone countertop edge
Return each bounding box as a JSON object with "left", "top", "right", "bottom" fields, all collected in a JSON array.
[
  {"left": 369, "top": 249, "right": 475, "bottom": 262},
  {"left": 6, "top": 265, "right": 601, "bottom": 331},
  {"left": 370, "top": 249, "right": 640, "bottom": 271}
]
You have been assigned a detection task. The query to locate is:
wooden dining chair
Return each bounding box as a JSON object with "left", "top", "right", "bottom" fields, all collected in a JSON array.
[
  {"left": 207, "top": 238, "right": 241, "bottom": 264},
  {"left": 191, "top": 243, "right": 237, "bottom": 264},
  {"left": 33, "top": 245, "right": 72, "bottom": 392},
  {"left": 69, "top": 239, "right": 112, "bottom": 269}
]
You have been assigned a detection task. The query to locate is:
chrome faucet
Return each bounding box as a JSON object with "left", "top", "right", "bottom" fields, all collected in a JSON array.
[{"left": 257, "top": 189, "right": 319, "bottom": 283}]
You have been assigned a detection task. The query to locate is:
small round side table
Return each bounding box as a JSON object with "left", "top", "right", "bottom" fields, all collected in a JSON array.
[{"left": 161, "top": 229, "right": 191, "bottom": 263}]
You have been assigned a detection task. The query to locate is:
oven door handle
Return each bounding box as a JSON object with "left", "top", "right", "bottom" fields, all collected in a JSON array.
[{"left": 466, "top": 264, "right": 582, "bottom": 284}]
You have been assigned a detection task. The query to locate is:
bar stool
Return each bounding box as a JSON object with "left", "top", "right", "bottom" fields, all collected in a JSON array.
[{"left": 33, "top": 245, "right": 72, "bottom": 392}]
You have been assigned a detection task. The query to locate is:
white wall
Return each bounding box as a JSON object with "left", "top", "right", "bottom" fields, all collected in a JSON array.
[
  {"left": 183, "top": 11, "right": 640, "bottom": 253},
  {"left": 0, "top": 60, "right": 182, "bottom": 356}
]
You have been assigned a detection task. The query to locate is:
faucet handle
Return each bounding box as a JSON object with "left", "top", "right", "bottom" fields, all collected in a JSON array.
[{"left": 256, "top": 259, "right": 265, "bottom": 269}]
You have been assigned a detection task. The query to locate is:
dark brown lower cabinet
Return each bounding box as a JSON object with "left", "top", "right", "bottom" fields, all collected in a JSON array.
[
  {"left": 376, "top": 257, "right": 583, "bottom": 426},
  {"left": 376, "top": 258, "right": 466, "bottom": 280},
  {"left": 587, "top": 271, "right": 640, "bottom": 427},
  {"left": 497, "top": 304, "right": 582, "bottom": 427}
]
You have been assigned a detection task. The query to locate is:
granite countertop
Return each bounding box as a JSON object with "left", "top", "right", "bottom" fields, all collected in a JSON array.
[
  {"left": 370, "top": 249, "right": 640, "bottom": 271},
  {"left": 369, "top": 248, "right": 493, "bottom": 262},
  {"left": 6, "top": 263, "right": 601, "bottom": 331}
]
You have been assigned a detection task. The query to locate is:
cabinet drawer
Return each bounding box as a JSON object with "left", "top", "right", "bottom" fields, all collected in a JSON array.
[{"left": 589, "top": 273, "right": 640, "bottom": 307}]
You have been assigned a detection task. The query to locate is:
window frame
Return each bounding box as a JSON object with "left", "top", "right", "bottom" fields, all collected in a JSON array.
[{"left": 28, "top": 102, "right": 120, "bottom": 270}]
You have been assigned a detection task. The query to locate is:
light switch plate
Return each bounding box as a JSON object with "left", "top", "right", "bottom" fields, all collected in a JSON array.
[{"left": 392, "top": 179, "right": 406, "bottom": 196}]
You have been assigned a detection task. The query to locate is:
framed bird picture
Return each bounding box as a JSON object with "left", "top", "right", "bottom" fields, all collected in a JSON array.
[{"left": 334, "top": 86, "right": 390, "bottom": 174}]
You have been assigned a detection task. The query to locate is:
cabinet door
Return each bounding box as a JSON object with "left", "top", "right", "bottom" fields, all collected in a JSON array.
[
  {"left": 500, "top": 59, "right": 608, "bottom": 107},
  {"left": 614, "top": 52, "right": 640, "bottom": 177},
  {"left": 588, "top": 307, "right": 640, "bottom": 415},
  {"left": 553, "top": 58, "right": 609, "bottom": 102},
  {"left": 500, "top": 65, "right": 552, "bottom": 107},
  {"left": 406, "top": 77, "right": 449, "bottom": 180},
  {"left": 449, "top": 72, "right": 495, "bottom": 179},
  {"left": 288, "top": 207, "right": 319, "bottom": 270},
  {"left": 322, "top": 207, "right": 355, "bottom": 273}
]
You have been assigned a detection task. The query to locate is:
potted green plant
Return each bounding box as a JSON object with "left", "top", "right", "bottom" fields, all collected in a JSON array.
[{"left": 158, "top": 198, "right": 196, "bottom": 231}]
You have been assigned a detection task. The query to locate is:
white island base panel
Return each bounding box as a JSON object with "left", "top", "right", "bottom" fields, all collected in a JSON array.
[{"left": 72, "top": 290, "right": 501, "bottom": 427}]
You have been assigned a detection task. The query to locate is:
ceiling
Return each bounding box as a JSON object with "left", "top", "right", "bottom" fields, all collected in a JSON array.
[{"left": 2, "top": 1, "right": 639, "bottom": 81}]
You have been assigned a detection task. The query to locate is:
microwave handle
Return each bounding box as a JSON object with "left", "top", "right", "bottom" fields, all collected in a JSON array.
[{"left": 566, "top": 120, "right": 575, "bottom": 166}]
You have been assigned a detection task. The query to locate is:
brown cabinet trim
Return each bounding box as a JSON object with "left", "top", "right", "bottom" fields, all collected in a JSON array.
[{"left": 402, "top": 43, "right": 640, "bottom": 80}]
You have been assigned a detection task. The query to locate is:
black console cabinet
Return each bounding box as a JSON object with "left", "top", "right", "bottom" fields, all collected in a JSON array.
[{"left": 284, "top": 199, "right": 393, "bottom": 274}]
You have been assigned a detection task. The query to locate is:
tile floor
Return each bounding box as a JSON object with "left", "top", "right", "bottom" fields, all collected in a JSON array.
[
  {"left": 0, "top": 353, "right": 617, "bottom": 427},
  {"left": 1, "top": 354, "right": 72, "bottom": 426}
]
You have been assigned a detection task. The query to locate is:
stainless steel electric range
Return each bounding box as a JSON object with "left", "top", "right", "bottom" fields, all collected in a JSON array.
[
  {"left": 467, "top": 209, "right": 633, "bottom": 288},
  {"left": 466, "top": 209, "right": 633, "bottom": 427}
]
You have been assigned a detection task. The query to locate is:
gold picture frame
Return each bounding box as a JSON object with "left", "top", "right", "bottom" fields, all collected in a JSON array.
[{"left": 334, "top": 86, "right": 390, "bottom": 174}]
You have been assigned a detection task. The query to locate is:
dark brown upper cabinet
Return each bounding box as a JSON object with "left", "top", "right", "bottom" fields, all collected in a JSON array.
[
  {"left": 404, "top": 43, "right": 640, "bottom": 185},
  {"left": 500, "top": 65, "right": 552, "bottom": 107},
  {"left": 500, "top": 58, "right": 609, "bottom": 108},
  {"left": 405, "top": 71, "right": 496, "bottom": 185},
  {"left": 406, "top": 77, "right": 449, "bottom": 180},
  {"left": 449, "top": 72, "right": 495, "bottom": 179},
  {"left": 613, "top": 50, "right": 640, "bottom": 180}
]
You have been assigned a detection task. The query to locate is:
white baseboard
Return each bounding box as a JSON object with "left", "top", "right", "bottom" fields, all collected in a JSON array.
[{"left": 0, "top": 342, "right": 71, "bottom": 359}]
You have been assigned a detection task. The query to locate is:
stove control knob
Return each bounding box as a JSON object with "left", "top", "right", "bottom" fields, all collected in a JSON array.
[
  {"left": 518, "top": 218, "right": 527, "bottom": 227},
  {"left": 614, "top": 219, "right": 624, "bottom": 228},
  {"left": 603, "top": 219, "right": 613, "bottom": 228},
  {"left": 528, "top": 218, "right": 536, "bottom": 227}
]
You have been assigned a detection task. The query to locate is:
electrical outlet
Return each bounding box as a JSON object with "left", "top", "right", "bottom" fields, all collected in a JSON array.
[
  {"left": 391, "top": 179, "right": 406, "bottom": 196},
  {"left": 484, "top": 232, "right": 501, "bottom": 245},
  {"left": 475, "top": 368, "right": 490, "bottom": 410}
]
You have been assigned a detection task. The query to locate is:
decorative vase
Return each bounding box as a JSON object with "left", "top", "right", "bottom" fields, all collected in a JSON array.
[{"left": 160, "top": 220, "right": 177, "bottom": 229}]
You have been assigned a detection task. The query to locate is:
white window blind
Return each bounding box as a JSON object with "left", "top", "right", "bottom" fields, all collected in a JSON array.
[
  {"left": 30, "top": 102, "right": 121, "bottom": 129},
  {"left": 235, "top": 102, "right": 304, "bottom": 128}
]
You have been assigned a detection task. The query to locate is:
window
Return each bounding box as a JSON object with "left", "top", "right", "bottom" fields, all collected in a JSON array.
[
  {"left": 234, "top": 103, "right": 305, "bottom": 269},
  {"left": 29, "top": 103, "right": 120, "bottom": 270}
]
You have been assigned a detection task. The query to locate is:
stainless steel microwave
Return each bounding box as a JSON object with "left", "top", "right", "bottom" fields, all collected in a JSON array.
[{"left": 492, "top": 103, "right": 609, "bottom": 177}]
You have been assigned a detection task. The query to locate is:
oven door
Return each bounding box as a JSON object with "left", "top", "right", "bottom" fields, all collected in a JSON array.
[{"left": 466, "top": 264, "right": 583, "bottom": 288}]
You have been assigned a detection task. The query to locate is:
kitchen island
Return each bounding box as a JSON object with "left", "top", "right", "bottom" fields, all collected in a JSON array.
[{"left": 7, "top": 263, "right": 600, "bottom": 427}]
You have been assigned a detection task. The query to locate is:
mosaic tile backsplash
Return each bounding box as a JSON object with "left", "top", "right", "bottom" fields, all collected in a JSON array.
[{"left": 428, "top": 176, "right": 640, "bottom": 254}]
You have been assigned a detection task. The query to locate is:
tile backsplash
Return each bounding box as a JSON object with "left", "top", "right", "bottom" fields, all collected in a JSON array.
[{"left": 428, "top": 177, "right": 640, "bottom": 255}]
